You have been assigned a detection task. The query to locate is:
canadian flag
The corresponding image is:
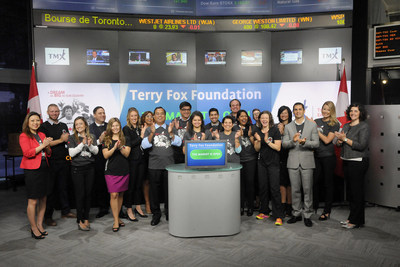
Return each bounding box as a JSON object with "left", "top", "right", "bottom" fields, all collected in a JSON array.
[
  {"left": 335, "top": 65, "right": 350, "bottom": 176},
  {"left": 336, "top": 66, "right": 350, "bottom": 127},
  {"left": 27, "top": 63, "right": 42, "bottom": 115}
]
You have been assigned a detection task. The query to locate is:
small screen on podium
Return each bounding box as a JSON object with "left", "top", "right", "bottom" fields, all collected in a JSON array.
[{"left": 185, "top": 140, "right": 227, "bottom": 169}]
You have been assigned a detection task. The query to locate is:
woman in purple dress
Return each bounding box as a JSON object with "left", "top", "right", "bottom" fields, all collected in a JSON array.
[{"left": 102, "top": 118, "right": 131, "bottom": 232}]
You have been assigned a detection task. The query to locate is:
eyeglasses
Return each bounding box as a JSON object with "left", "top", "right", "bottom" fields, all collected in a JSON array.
[{"left": 180, "top": 108, "right": 191, "bottom": 111}]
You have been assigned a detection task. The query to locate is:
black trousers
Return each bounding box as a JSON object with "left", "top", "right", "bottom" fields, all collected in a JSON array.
[
  {"left": 125, "top": 159, "right": 146, "bottom": 208},
  {"left": 240, "top": 159, "right": 257, "bottom": 210},
  {"left": 45, "top": 160, "right": 71, "bottom": 218},
  {"left": 343, "top": 158, "right": 369, "bottom": 226},
  {"left": 93, "top": 160, "right": 109, "bottom": 211},
  {"left": 148, "top": 169, "right": 168, "bottom": 218},
  {"left": 71, "top": 165, "right": 95, "bottom": 223},
  {"left": 258, "top": 160, "right": 284, "bottom": 219},
  {"left": 313, "top": 155, "right": 336, "bottom": 213}
]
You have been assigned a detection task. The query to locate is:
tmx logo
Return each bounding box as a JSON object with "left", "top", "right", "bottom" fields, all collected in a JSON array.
[{"left": 48, "top": 49, "right": 67, "bottom": 63}]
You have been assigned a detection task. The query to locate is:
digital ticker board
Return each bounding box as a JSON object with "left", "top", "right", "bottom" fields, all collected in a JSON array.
[
  {"left": 35, "top": 10, "right": 349, "bottom": 32},
  {"left": 374, "top": 24, "right": 400, "bottom": 59}
]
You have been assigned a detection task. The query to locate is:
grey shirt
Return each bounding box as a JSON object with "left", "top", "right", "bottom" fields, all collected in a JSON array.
[{"left": 219, "top": 131, "right": 241, "bottom": 163}]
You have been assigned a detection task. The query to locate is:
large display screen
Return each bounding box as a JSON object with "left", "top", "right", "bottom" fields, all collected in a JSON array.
[
  {"left": 374, "top": 24, "right": 400, "bottom": 59},
  {"left": 280, "top": 50, "right": 303, "bottom": 65},
  {"left": 86, "top": 49, "right": 110, "bottom": 66},
  {"left": 205, "top": 51, "right": 226, "bottom": 65},
  {"left": 241, "top": 50, "right": 262, "bottom": 66},
  {"left": 129, "top": 50, "right": 150, "bottom": 65},
  {"left": 33, "top": 0, "right": 352, "bottom": 16},
  {"left": 166, "top": 52, "right": 187, "bottom": 66},
  {"left": 185, "top": 140, "right": 227, "bottom": 169}
]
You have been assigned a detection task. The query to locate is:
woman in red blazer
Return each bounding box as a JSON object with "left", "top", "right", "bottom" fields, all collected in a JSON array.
[{"left": 19, "top": 112, "right": 52, "bottom": 239}]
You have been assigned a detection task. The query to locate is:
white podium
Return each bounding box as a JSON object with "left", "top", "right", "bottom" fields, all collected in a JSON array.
[{"left": 166, "top": 163, "right": 242, "bottom": 237}]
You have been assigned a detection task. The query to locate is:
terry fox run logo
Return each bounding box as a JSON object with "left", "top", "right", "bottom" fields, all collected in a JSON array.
[{"left": 45, "top": 48, "right": 70, "bottom": 65}]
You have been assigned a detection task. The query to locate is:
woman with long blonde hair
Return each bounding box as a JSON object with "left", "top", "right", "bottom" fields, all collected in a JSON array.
[
  {"left": 313, "top": 101, "right": 340, "bottom": 221},
  {"left": 102, "top": 118, "right": 131, "bottom": 232}
]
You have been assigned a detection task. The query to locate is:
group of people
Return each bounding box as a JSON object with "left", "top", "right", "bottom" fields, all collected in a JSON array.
[{"left": 19, "top": 98, "right": 370, "bottom": 239}]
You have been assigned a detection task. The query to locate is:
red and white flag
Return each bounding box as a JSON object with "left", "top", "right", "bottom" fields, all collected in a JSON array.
[
  {"left": 336, "top": 66, "right": 350, "bottom": 127},
  {"left": 27, "top": 63, "right": 42, "bottom": 115},
  {"left": 335, "top": 65, "right": 350, "bottom": 176}
]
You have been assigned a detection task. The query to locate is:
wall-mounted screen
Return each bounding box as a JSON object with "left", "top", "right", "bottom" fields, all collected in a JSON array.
[
  {"left": 280, "top": 50, "right": 303, "bottom": 65},
  {"left": 185, "top": 140, "right": 227, "bottom": 169},
  {"left": 45, "top": 47, "right": 70, "bottom": 65},
  {"left": 319, "top": 47, "right": 342, "bottom": 64},
  {"left": 86, "top": 49, "right": 110, "bottom": 66},
  {"left": 166, "top": 52, "right": 187, "bottom": 66},
  {"left": 129, "top": 50, "right": 150, "bottom": 65},
  {"left": 205, "top": 51, "right": 226, "bottom": 65},
  {"left": 374, "top": 24, "right": 400, "bottom": 59},
  {"left": 241, "top": 50, "right": 262, "bottom": 66}
]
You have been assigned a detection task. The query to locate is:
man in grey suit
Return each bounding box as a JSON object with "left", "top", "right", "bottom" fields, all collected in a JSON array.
[{"left": 282, "top": 102, "right": 319, "bottom": 227}]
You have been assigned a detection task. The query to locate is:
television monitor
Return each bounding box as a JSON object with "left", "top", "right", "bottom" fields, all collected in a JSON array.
[
  {"left": 129, "top": 50, "right": 150, "bottom": 65},
  {"left": 86, "top": 49, "right": 110, "bottom": 66},
  {"left": 185, "top": 140, "right": 227, "bottom": 169},
  {"left": 166, "top": 52, "right": 187, "bottom": 66},
  {"left": 280, "top": 49, "right": 302, "bottom": 65},
  {"left": 241, "top": 50, "right": 262, "bottom": 66},
  {"left": 205, "top": 51, "right": 226, "bottom": 65}
]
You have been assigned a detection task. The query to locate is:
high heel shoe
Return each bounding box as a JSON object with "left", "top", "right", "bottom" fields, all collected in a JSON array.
[
  {"left": 31, "top": 229, "right": 45, "bottom": 239},
  {"left": 318, "top": 213, "right": 330, "bottom": 221},
  {"left": 134, "top": 208, "right": 148, "bottom": 218},
  {"left": 38, "top": 229, "right": 48, "bottom": 236},
  {"left": 112, "top": 226, "right": 120, "bottom": 232}
]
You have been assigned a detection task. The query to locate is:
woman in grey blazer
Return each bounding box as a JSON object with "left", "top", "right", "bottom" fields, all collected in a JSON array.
[{"left": 335, "top": 103, "right": 369, "bottom": 229}]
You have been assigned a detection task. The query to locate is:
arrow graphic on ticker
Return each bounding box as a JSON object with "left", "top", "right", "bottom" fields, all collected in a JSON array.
[
  {"left": 181, "top": 25, "right": 186, "bottom": 28},
  {"left": 280, "top": 23, "right": 285, "bottom": 27}
]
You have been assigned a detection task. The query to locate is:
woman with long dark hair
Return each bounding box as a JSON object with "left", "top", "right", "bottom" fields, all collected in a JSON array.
[
  {"left": 313, "top": 101, "right": 340, "bottom": 221},
  {"left": 123, "top": 107, "right": 148, "bottom": 221},
  {"left": 237, "top": 110, "right": 258, "bottom": 216},
  {"left": 277, "top": 106, "right": 293, "bottom": 216},
  {"left": 183, "top": 111, "right": 212, "bottom": 146},
  {"left": 68, "top": 116, "right": 98, "bottom": 231},
  {"left": 254, "top": 111, "right": 284, "bottom": 226},
  {"left": 19, "top": 112, "right": 52, "bottom": 239},
  {"left": 102, "top": 118, "right": 131, "bottom": 232},
  {"left": 335, "top": 103, "right": 369, "bottom": 229}
]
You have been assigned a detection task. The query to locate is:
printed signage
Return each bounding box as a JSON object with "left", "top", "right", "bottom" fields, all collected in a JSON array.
[{"left": 45, "top": 47, "right": 70, "bottom": 65}]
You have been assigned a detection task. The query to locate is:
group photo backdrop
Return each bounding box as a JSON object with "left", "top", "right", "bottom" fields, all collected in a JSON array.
[{"left": 38, "top": 81, "right": 351, "bottom": 126}]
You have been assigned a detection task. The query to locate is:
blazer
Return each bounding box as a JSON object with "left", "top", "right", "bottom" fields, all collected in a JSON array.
[
  {"left": 20, "top": 132, "right": 51, "bottom": 170},
  {"left": 282, "top": 119, "right": 319, "bottom": 169}
]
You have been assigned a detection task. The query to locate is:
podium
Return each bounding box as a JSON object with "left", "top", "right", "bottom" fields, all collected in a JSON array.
[{"left": 166, "top": 163, "right": 242, "bottom": 237}]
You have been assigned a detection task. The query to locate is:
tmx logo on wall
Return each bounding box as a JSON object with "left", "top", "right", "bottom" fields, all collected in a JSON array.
[
  {"left": 45, "top": 48, "right": 70, "bottom": 65},
  {"left": 318, "top": 47, "right": 342, "bottom": 64}
]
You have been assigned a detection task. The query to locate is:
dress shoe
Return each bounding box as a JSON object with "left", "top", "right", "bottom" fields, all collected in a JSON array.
[
  {"left": 62, "top": 212, "right": 77, "bottom": 219},
  {"left": 319, "top": 213, "right": 330, "bottom": 221},
  {"left": 341, "top": 223, "right": 361, "bottom": 229},
  {"left": 44, "top": 218, "right": 57, "bottom": 226},
  {"left": 127, "top": 215, "right": 138, "bottom": 222},
  {"left": 247, "top": 209, "right": 254, "bottom": 217},
  {"left": 287, "top": 216, "right": 302, "bottom": 224},
  {"left": 112, "top": 226, "right": 120, "bottom": 232},
  {"left": 78, "top": 223, "right": 90, "bottom": 231},
  {"left": 151, "top": 216, "right": 161, "bottom": 226},
  {"left": 304, "top": 218, "right": 313, "bottom": 227},
  {"left": 134, "top": 208, "right": 148, "bottom": 218},
  {"left": 38, "top": 229, "right": 48, "bottom": 236},
  {"left": 96, "top": 210, "right": 109, "bottom": 218},
  {"left": 31, "top": 229, "right": 45, "bottom": 239}
]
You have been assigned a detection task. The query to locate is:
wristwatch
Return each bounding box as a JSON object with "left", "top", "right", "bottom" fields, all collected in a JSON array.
[{"left": 344, "top": 138, "right": 348, "bottom": 143}]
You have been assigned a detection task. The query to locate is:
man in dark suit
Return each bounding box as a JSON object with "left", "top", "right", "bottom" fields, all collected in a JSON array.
[
  {"left": 282, "top": 102, "right": 319, "bottom": 227},
  {"left": 89, "top": 106, "right": 109, "bottom": 218}
]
